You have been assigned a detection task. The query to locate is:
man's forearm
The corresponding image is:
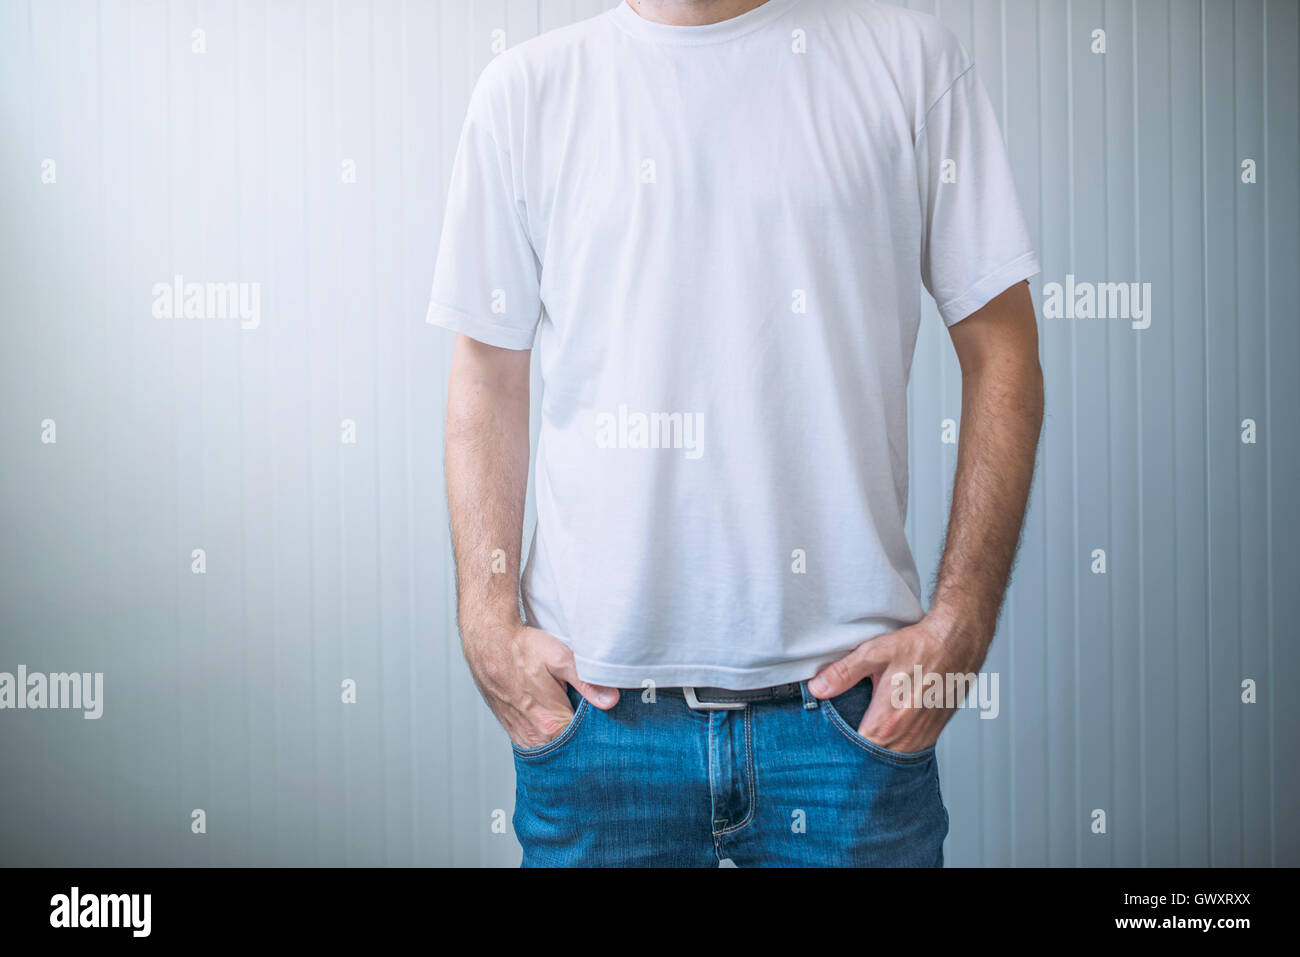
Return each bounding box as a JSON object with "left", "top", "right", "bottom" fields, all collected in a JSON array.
[
  {"left": 930, "top": 322, "right": 1045, "bottom": 659},
  {"left": 444, "top": 337, "right": 617, "bottom": 741},
  {"left": 444, "top": 336, "right": 532, "bottom": 640}
]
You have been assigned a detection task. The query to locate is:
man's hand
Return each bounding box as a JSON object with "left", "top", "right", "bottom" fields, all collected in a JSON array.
[
  {"left": 808, "top": 611, "right": 986, "bottom": 753},
  {"left": 463, "top": 622, "right": 620, "bottom": 749}
]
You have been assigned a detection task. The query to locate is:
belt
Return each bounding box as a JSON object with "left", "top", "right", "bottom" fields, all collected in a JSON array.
[{"left": 659, "top": 682, "right": 805, "bottom": 711}]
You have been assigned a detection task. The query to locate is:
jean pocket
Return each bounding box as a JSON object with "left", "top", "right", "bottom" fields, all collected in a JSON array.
[
  {"left": 510, "top": 688, "right": 590, "bottom": 760},
  {"left": 821, "top": 680, "right": 936, "bottom": 768}
]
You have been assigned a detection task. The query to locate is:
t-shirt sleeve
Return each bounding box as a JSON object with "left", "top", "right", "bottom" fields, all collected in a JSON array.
[
  {"left": 425, "top": 65, "right": 542, "bottom": 350},
  {"left": 915, "top": 58, "right": 1040, "bottom": 327}
]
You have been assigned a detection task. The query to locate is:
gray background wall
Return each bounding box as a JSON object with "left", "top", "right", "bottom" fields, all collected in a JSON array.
[{"left": 0, "top": 0, "right": 1295, "bottom": 867}]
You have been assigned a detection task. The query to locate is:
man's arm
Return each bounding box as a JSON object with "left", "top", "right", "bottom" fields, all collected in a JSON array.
[
  {"left": 445, "top": 334, "right": 618, "bottom": 749},
  {"left": 808, "top": 280, "right": 1043, "bottom": 751},
  {"left": 932, "top": 280, "right": 1045, "bottom": 645}
]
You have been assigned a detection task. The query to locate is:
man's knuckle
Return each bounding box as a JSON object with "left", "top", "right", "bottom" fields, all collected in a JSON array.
[{"left": 829, "top": 659, "right": 857, "bottom": 683}]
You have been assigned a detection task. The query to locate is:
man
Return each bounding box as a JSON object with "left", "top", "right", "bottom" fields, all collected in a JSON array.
[{"left": 430, "top": 0, "right": 1043, "bottom": 867}]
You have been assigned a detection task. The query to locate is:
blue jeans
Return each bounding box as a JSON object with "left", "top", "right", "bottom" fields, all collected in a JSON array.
[{"left": 511, "top": 677, "right": 949, "bottom": 866}]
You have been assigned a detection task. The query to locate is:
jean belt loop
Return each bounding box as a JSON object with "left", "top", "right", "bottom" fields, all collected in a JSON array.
[{"left": 799, "top": 680, "right": 820, "bottom": 710}]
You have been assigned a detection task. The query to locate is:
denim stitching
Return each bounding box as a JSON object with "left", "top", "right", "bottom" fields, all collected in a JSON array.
[
  {"left": 708, "top": 714, "right": 724, "bottom": 834},
  {"left": 821, "top": 698, "right": 935, "bottom": 767},
  {"left": 718, "top": 706, "right": 757, "bottom": 837},
  {"left": 511, "top": 698, "right": 590, "bottom": 760}
]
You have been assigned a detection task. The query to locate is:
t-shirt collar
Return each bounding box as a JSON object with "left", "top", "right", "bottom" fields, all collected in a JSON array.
[{"left": 609, "top": 0, "right": 804, "bottom": 46}]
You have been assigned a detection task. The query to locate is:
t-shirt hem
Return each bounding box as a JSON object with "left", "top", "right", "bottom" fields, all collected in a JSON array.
[
  {"left": 937, "top": 250, "right": 1041, "bottom": 327},
  {"left": 425, "top": 300, "right": 537, "bottom": 350},
  {"left": 570, "top": 651, "right": 847, "bottom": 691}
]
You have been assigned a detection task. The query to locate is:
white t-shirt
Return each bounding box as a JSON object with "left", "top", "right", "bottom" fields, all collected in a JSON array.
[{"left": 428, "top": 0, "right": 1040, "bottom": 689}]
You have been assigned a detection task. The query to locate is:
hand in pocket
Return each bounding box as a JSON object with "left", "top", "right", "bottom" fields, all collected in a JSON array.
[{"left": 463, "top": 623, "right": 619, "bottom": 749}]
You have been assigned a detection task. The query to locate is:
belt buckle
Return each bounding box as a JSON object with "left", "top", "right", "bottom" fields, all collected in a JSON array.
[{"left": 682, "top": 686, "right": 746, "bottom": 711}]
